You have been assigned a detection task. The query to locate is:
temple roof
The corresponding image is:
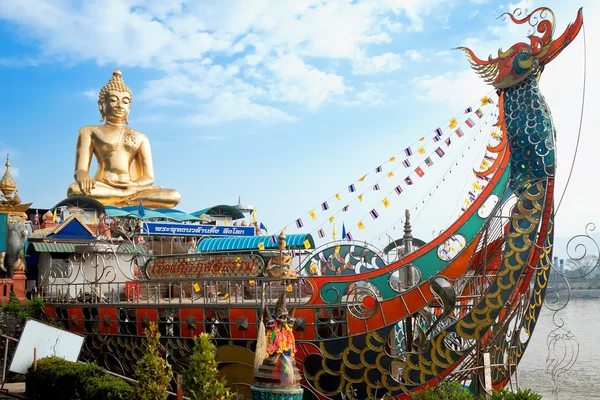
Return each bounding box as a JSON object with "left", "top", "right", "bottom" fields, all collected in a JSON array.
[
  {"left": 53, "top": 196, "right": 106, "bottom": 214},
  {"left": 191, "top": 205, "right": 245, "bottom": 220}
]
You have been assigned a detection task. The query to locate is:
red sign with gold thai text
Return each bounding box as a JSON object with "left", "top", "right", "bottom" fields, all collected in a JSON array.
[{"left": 144, "top": 254, "right": 264, "bottom": 278}]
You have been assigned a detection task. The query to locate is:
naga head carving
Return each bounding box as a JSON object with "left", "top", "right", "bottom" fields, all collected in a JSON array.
[{"left": 457, "top": 7, "right": 583, "bottom": 89}]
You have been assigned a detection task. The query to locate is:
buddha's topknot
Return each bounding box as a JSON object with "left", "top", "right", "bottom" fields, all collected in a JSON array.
[{"left": 98, "top": 68, "right": 132, "bottom": 105}]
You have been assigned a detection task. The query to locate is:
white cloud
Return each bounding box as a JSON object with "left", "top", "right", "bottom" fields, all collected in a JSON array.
[
  {"left": 412, "top": 0, "right": 599, "bottom": 236},
  {"left": 356, "top": 83, "right": 388, "bottom": 105},
  {"left": 81, "top": 89, "right": 97, "bottom": 100},
  {"left": 413, "top": 70, "right": 487, "bottom": 103},
  {"left": 468, "top": 10, "right": 480, "bottom": 20},
  {"left": 0, "top": 0, "right": 454, "bottom": 124},
  {"left": 405, "top": 50, "right": 423, "bottom": 61},
  {"left": 266, "top": 54, "right": 348, "bottom": 110},
  {"left": 183, "top": 92, "right": 298, "bottom": 126},
  {"left": 353, "top": 52, "right": 403, "bottom": 75}
]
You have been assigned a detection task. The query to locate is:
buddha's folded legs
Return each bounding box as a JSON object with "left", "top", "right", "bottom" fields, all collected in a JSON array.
[{"left": 67, "top": 181, "right": 180, "bottom": 208}]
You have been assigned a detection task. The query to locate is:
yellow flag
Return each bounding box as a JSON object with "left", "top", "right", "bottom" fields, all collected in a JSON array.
[
  {"left": 418, "top": 147, "right": 426, "bottom": 155},
  {"left": 310, "top": 264, "right": 318, "bottom": 274},
  {"left": 335, "top": 245, "right": 340, "bottom": 253},
  {"left": 358, "top": 194, "right": 363, "bottom": 202},
  {"left": 332, "top": 224, "right": 336, "bottom": 240},
  {"left": 335, "top": 193, "right": 341, "bottom": 200},
  {"left": 358, "top": 221, "right": 365, "bottom": 230},
  {"left": 382, "top": 197, "right": 390, "bottom": 208},
  {"left": 258, "top": 242, "right": 265, "bottom": 250},
  {"left": 387, "top": 171, "right": 394, "bottom": 178},
  {"left": 329, "top": 216, "right": 335, "bottom": 223},
  {"left": 93, "top": 212, "right": 97, "bottom": 225},
  {"left": 465, "top": 199, "right": 471, "bottom": 205},
  {"left": 389, "top": 156, "right": 396, "bottom": 162},
  {"left": 223, "top": 219, "right": 228, "bottom": 226},
  {"left": 309, "top": 210, "right": 317, "bottom": 220},
  {"left": 223, "top": 293, "right": 229, "bottom": 300},
  {"left": 251, "top": 210, "right": 257, "bottom": 223},
  {"left": 449, "top": 118, "right": 458, "bottom": 129},
  {"left": 286, "top": 284, "right": 293, "bottom": 293},
  {"left": 358, "top": 175, "right": 366, "bottom": 182},
  {"left": 472, "top": 183, "right": 481, "bottom": 190},
  {"left": 52, "top": 209, "right": 57, "bottom": 223},
  {"left": 303, "top": 239, "right": 311, "bottom": 249},
  {"left": 481, "top": 96, "right": 493, "bottom": 105},
  {"left": 193, "top": 283, "right": 200, "bottom": 292}
]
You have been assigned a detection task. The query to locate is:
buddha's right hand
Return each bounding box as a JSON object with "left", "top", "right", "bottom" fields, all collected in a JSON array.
[{"left": 75, "top": 171, "right": 96, "bottom": 195}]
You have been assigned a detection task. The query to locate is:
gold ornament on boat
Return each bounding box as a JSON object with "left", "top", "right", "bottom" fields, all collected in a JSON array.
[
  {"left": 0, "top": 156, "right": 31, "bottom": 215},
  {"left": 265, "top": 231, "right": 297, "bottom": 279},
  {"left": 66, "top": 69, "right": 181, "bottom": 208},
  {"left": 0, "top": 155, "right": 16, "bottom": 198}
]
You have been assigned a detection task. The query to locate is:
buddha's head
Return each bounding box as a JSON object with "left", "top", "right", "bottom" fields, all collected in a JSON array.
[{"left": 99, "top": 69, "right": 133, "bottom": 124}]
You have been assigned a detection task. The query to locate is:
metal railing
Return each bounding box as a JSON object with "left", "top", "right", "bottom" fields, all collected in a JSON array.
[{"left": 40, "top": 277, "right": 314, "bottom": 306}]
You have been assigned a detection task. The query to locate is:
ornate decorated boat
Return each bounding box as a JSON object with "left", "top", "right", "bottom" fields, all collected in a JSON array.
[{"left": 4, "top": 6, "right": 583, "bottom": 400}]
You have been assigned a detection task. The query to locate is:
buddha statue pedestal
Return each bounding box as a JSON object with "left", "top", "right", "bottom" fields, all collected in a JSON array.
[{"left": 66, "top": 69, "right": 180, "bottom": 208}]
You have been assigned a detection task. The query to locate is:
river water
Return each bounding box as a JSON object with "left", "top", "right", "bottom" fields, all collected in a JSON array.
[{"left": 518, "top": 299, "right": 600, "bottom": 399}]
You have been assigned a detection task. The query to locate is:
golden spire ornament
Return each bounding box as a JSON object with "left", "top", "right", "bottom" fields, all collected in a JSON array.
[{"left": 0, "top": 155, "right": 17, "bottom": 197}]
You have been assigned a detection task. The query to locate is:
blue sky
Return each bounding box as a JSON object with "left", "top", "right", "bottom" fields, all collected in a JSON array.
[{"left": 0, "top": 0, "right": 597, "bottom": 245}]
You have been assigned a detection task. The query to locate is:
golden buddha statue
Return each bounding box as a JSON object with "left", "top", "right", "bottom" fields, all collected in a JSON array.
[{"left": 67, "top": 69, "right": 180, "bottom": 208}]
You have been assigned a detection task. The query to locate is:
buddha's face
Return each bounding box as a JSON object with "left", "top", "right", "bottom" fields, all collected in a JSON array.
[{"left": 101, "top": 90, "right": 131, "bottom": 123}]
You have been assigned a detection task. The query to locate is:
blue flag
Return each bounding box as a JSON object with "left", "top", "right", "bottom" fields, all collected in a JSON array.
[
  {"left": 259, "top": 222, "right": 268, "bottom": 233},
  {"left": 342, "top": 223, "right": 346, "bottom": 241},
  {"left": 138, "top": 200, "right": 145, "bottom": 218}
]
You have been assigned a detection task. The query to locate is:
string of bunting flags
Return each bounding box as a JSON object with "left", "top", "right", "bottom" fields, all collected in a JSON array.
[
  {"left": 268, "top": 91, "right": 498, "bottom": 249},
  {"left": 454, "top": 127, "right": 503, "bottom": 218},
  {"left": 341, "top": 97, "right": 499, "bottom": 241},
  {"left": 370, "top": 104, "right": 502, "bottom": 244}
]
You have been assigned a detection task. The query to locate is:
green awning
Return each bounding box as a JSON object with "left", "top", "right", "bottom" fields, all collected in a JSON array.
[
  {"left": 197, "top": 234, "right": 314, "bottom": 252},
  {"left": 30, "top": 242, "right": 148, "bottom": 254},
  {"left": 104, "top": 206, "right": 206, "bottom": 222},
  {"left": 31, "top": 242, "right": 76, "bottom": 253}
]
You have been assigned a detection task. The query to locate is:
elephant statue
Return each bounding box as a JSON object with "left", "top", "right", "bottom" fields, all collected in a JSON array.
[{"left": 0, "top": 216, "right": 28, "bottom": 277}]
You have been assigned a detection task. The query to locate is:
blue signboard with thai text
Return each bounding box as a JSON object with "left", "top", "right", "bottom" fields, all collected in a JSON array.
[{"left": 141, "top": 222, "right": 255, "bottom": 237}]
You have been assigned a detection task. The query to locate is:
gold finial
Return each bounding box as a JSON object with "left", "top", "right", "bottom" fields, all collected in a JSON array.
[
  {"left": 0, "top": 155, "right": 17, "bottom": 197},
  {"left": 278, "top": 231, "right": 287, "bottom": 252},
  {"left": 98, "top": 68, "right": 132, "bottom": 105}
]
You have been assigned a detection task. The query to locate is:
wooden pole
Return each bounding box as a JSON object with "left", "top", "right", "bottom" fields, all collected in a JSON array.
[
  {"left": 176, "top": 374, "right": 183, "bottom": 400},
  {"left": 483, "top": 352, "right": 492, "bottom": 398},
  {"left": 33, "top": 348, "right": 37, "bottom": 372}
]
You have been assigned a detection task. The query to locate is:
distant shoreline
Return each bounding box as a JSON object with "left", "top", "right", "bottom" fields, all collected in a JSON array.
[{"left": 550, "top": 289, "right": 600, "bottom": 299}]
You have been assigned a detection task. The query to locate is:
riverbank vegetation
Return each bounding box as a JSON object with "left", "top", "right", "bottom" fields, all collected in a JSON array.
[{"left": 409, "top": 381, "right": 542, "bottom": 400}]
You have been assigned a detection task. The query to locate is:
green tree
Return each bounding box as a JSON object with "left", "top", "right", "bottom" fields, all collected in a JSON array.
[
  {"left": 491, "top": 388, "right": 542, "bottom": 400},
  {"left": 135, "top": 323, "right": 172, "bottom": 400},
  {"left": 183, "top": 333, "right": 232, "bottom": 400},
  {"left": 410, "top": 381, "right": 473, "bottom": 400}
]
